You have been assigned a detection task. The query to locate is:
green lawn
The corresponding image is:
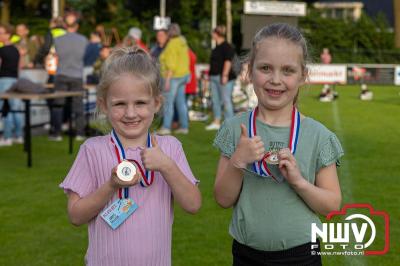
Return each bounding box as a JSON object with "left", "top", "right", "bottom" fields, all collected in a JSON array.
[{"left": 0, "top": 85, "right": 399, "bottom": 265}]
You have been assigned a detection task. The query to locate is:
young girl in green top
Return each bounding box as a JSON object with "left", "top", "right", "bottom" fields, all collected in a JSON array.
[{"left": 213, "top": 23, "right": 344, "bottom": 265}]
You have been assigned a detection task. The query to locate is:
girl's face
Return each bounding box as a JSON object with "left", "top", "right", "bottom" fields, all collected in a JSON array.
[
  {"left": 250, "top": 37, "right": 305, "bottom": 111},
  {"left": 99, "top": 73, "right": 161, "bottom": 143}
]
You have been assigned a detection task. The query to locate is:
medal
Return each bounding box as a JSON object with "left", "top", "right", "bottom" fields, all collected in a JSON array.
[
  {"left": 111, "top": 129, "right": 155, "bottom": 199},
  {"left": 248, "top": 106, "right": 300, "bottom": 182},
  {"left": 102, "top": 129, "right": 154, "bottom": 229},
  {"left": 263, "top": 150, "right": 280, "bottom": 165},
  {"left": 116, "top": 160, "right": 137, "bottom": 182}
]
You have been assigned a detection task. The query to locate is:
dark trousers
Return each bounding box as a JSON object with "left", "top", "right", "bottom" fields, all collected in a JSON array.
[
  {"left": 232, "top": 239, "right": 322, "bottom": 266},
  {"left": 51, "top": 75, "right": 85, "bottom": 136}
]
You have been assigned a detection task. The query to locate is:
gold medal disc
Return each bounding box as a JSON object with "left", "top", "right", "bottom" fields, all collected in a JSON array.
[{"left": 265, "top": 151, "right": 279, "bottom": 165}]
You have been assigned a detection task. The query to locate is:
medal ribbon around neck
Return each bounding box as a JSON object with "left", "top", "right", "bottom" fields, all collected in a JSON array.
[
  {"left": 110, "top": 129, "right": 155, "bottom": 199},
  {"left": 248, "top": 106, "right": 300, "bottom": 181}
]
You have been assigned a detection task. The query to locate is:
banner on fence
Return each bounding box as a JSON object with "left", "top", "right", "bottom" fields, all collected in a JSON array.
[
  {"left": 347, "top": 65, "right": 395, "bottom": 85},
  {"left": 307, "top": 64, "right": 347, "bottom": 84}
]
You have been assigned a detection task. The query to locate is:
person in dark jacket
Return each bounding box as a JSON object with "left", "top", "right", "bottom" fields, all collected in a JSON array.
[
  {"left": 205, "top": 25, "right": 237, "bottom": 131},
  {"left": 33, "top": 17, "right": 66, "bottom": 68},
  {"left": 0, "top": 24, "right": 22, "bottom": 147}
]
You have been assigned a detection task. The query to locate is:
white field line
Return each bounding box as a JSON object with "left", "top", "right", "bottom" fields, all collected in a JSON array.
[{"left": 331, "top": 101, "right": 366, "bottom": 266}]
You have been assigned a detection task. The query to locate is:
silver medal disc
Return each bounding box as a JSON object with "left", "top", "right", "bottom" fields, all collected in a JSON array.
[{"left": 117, "top": 161, "right": 137, "bottom": 182}]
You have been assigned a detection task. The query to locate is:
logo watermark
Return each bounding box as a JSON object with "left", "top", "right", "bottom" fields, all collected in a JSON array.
[{"left": 311, "top": 203, "right": 390, "bottom": 256}]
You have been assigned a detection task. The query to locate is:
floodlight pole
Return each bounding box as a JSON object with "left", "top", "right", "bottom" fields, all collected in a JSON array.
[
  {"left": 52, "top": 0, "right": 59, "bottom": 18},
  {"left": 395, "top": 0, "right": 400, "bottom": 48},
  {"left": 212, "top": 0, "right": 217, "bottom": 48},
  {"left": 226, "top": 0, "right": 232, "bottom": 44},
  {"left": 160, "top": 0, "right": 166, "bottom": 17}
]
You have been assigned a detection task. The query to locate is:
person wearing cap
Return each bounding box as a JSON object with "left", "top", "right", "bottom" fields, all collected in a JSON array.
[{"left": 124, "top": 27, "right": 148, "bottom": 52}]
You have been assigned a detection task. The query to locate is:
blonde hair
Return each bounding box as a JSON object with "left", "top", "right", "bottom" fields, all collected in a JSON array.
[
  {"left": 97, "top": 46, "right": 162, "bottom": 101},
  {"left": 247, "top": 23, "right": 310, "bottom": 76},
  {"left": 247, "top": 23, "right": 310, "bottom": 104}
]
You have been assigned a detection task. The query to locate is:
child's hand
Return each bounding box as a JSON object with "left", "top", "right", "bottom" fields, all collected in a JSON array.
[
  {"left": 278, "top": 148, "right": 303, "bottom": 186},
  {"left": 140, "top": 134, "right": 172, "bottom": 172},
  {"left": 231, "top": 124, "right": 265, "bottom": 169},
  {"left": 110, "top": 164, "right": 141, "bottom": 189}
]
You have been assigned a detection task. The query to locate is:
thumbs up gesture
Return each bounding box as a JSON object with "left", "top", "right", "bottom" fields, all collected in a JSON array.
[
  {"left": 140, "top": 134, "right": 171, "bottom": 172},
  {"left": 231, "top": 124, "right": 265, "bottom": 169}
]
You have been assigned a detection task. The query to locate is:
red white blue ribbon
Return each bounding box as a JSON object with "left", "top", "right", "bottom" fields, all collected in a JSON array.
[
  {"left": 248, "top": 106, "right": 300, "bottom": 181},
  {"left": 111, "top": 129, "right": 155, "bottom": 198},
  {"left": 139, "top": 132, "right": 155, "bottom": 188}
]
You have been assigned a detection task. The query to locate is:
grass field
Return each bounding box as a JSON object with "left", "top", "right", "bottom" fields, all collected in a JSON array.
[{"left": 0, "top": 85, "right": 399, "bottom": 265}]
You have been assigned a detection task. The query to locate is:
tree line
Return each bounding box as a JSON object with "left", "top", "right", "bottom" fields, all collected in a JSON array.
[{"left": 3, "top": 0, "right": 400, "bottom": 63}]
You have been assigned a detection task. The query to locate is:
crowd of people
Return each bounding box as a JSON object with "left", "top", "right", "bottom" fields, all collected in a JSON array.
[
  {"left": 0, "top": 12, "right": 381, "bottom": 149},
  {"left": 1, "top": 10, "right": 229, "bottom": 148},
  {"left": 0, "top": 13, "right": 205, "bottom": 146}
]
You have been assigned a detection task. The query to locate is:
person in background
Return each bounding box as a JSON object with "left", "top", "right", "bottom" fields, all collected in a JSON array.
[
  {"left": 87, "top": 45, "right": 112, "bottom": 84},
  {"left": 359, "top": 83, "right": 373, "bottom": 101},
  {"left": 319, "top": 48, "right": 338, "bottom": 102},
  {"left": 16, "top": 45, "right": 29, "bottom": 69},
  {"left": 124, "top": 27, "right": 148, "bottom": 52},
  {"left": 150, "top": 29, "right": 168, "bottom": 60},
  {"left": 83, "top": 31, "right": 102, "bottom": 84},
  {"left": 34, "top": 17, "right": 66, "bottom": 69},
  {"left": 352, "top": 66, "right": 373, "bottom": 101},
  {"left": 0, "top": 26, "right": 20, "bottom": 47},
  {"left": 0, "top": 24, "right": 22, "bottom": 147},
  {"left": 205, "top": 25, "right": 237, "bottom": 131},
  {"left": 158, "top": 23, "right": 190, "bottom": 135},
  {"left": 36, "top": 17, "right": 66, "bottom": 132},
  {"left": 15, "top": 23, "right": 37, "bottom": 68},
  {"left": 185, "top": 48, "right": 197, "bottom": 102},
  {"left": 84, "top": 32, "right": 102, "bottom": 67},
  {"left": 320, "top": 47, "right": 331, "bottom": 65},
  {"left": 49, "top": 13, "right": 88, "bottom": 141},
  {"left": 151, "top": 28, "right": 183, "bottom": 128},
  {"left": 171, "top": 47, "right": 197, "bottom": 131}
]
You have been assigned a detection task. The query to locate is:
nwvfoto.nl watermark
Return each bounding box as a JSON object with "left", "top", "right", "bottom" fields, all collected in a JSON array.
[{"left": 311, "top": 203, "right": 390, "bottom": 256}]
